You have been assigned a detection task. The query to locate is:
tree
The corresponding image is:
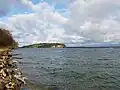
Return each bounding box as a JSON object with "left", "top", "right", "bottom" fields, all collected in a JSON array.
[{"left": 0, "top": 28, "right": 18, "bottom": 49}]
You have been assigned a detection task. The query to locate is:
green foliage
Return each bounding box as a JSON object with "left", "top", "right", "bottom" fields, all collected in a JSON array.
[
  {"left": 11, "top": 41, "right": 18, "bottom": 49},
  {"left": 20, "top": 43, "right": 66, "bottom": 48}
]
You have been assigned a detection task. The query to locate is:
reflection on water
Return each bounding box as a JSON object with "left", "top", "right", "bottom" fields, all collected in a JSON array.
[{"left": 13, "top": 48, "right": 120, "bottom": 90}]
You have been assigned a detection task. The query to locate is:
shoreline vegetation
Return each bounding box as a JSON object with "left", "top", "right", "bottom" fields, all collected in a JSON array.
[
  {"left": 20, "top": 43, "right": 66, "bottom": 48},
  {"left": 0, "top": 28, "right": 25, "bottom": 90},
  {"left": 20, "top": 43, "right": 120, "bottom": 48}
]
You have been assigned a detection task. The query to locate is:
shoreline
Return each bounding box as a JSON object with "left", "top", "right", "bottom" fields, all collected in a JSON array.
[{"left": 0, "top": 49, "right": 26, "bottom": 90}]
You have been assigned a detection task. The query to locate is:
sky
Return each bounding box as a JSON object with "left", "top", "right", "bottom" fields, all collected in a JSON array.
[{"left": 0, "top": 0, "right": 120, "bottom": 46}]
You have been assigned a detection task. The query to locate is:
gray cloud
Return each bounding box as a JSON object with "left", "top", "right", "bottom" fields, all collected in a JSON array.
[
  {"left": 0, "top": 0, "right": 34, "bottom": 17},
  {"left": 64, "top": 0, "right": 120, "bottom": 42},
  {"left": 0, "top": 0, "right": 11, "bottom": 16},
  {"left": 1, "top": 0, "right": 120, "bottom": 46}
]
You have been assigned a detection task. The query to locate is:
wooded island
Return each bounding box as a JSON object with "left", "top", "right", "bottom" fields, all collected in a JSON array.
[{"left": 20, "top": 43, "right": 66, "bottom": 48}]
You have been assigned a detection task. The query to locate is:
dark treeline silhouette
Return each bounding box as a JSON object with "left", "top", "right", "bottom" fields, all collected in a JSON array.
[{"left": 0, "top": 28, "right": 18, "bottom": 48}]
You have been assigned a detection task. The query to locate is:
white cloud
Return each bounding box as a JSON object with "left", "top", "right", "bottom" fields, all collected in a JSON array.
[
  {"left": 64, "top": 0, "right": 120, "bottom": 43},
  {"left": 0, "top": 0, "right": 34, "bottom": 16},
  {"left": 1, "top": 0, "right": 120, "bottom": 46},
  {"left": 1, "top": 2, "right": 68, "bottom": 46},
  {"left": 13, "top": 0, "right": 34, "bottom": 10}
]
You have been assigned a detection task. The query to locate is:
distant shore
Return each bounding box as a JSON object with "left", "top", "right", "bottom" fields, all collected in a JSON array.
[
  {"left": 66, "top": 46, "right": 120, "bottom": 48},
  {"left": 19, "top": 43, "right": 66, "bottom": 48},
  {"left": 18, "top": 42, "right": 120, "bottom": 48}
]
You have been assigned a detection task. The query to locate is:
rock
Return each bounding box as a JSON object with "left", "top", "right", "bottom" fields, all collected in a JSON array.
[
  {"left": 0, "top": 28, "right": 25, "bottom": 90},
  {"left": 0, "top": 80, "right": 5, "bottom": 90}
]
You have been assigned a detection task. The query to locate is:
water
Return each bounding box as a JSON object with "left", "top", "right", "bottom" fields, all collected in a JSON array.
[{"left": 13, "top": 48, "right": 120, "bottom": 90}]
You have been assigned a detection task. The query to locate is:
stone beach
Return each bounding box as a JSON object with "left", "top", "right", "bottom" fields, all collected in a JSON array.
[
  {"left": 0, "top": 49, "right": 26, "bottom": 90},
  {"left": 0, "top": 28, "right": 26, "bottom": 90}
]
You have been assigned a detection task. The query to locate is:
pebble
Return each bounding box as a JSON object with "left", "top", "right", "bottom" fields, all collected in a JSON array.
[{"left": 0, "top": 49, "right": 26, "bottom": 90}]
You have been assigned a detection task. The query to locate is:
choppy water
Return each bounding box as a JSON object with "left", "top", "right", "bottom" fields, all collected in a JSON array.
[{"left": 13, "top": 48, "right": 120, "bottom": 90}]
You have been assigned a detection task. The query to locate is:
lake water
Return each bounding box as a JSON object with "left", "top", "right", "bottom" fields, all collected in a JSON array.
[{"left": 13, "top": 48, "right": 120, "bottom": 90}]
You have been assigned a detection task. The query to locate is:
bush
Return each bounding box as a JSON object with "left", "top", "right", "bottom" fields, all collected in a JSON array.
[{"left": 0, "top": 28, "right": 18, "bottom": 49}]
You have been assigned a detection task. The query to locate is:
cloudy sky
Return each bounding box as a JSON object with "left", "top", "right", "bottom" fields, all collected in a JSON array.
[{"left": 0, "top": 0, "right": 120, "bottom": 46}]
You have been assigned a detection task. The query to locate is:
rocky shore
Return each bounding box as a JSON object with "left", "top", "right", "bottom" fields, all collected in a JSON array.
[
  {"left": 0, "top": 48, "right": 26, "bottom": 90},
  {"left": 0, "top": 28, "right": 26, "bottom": 90}
]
